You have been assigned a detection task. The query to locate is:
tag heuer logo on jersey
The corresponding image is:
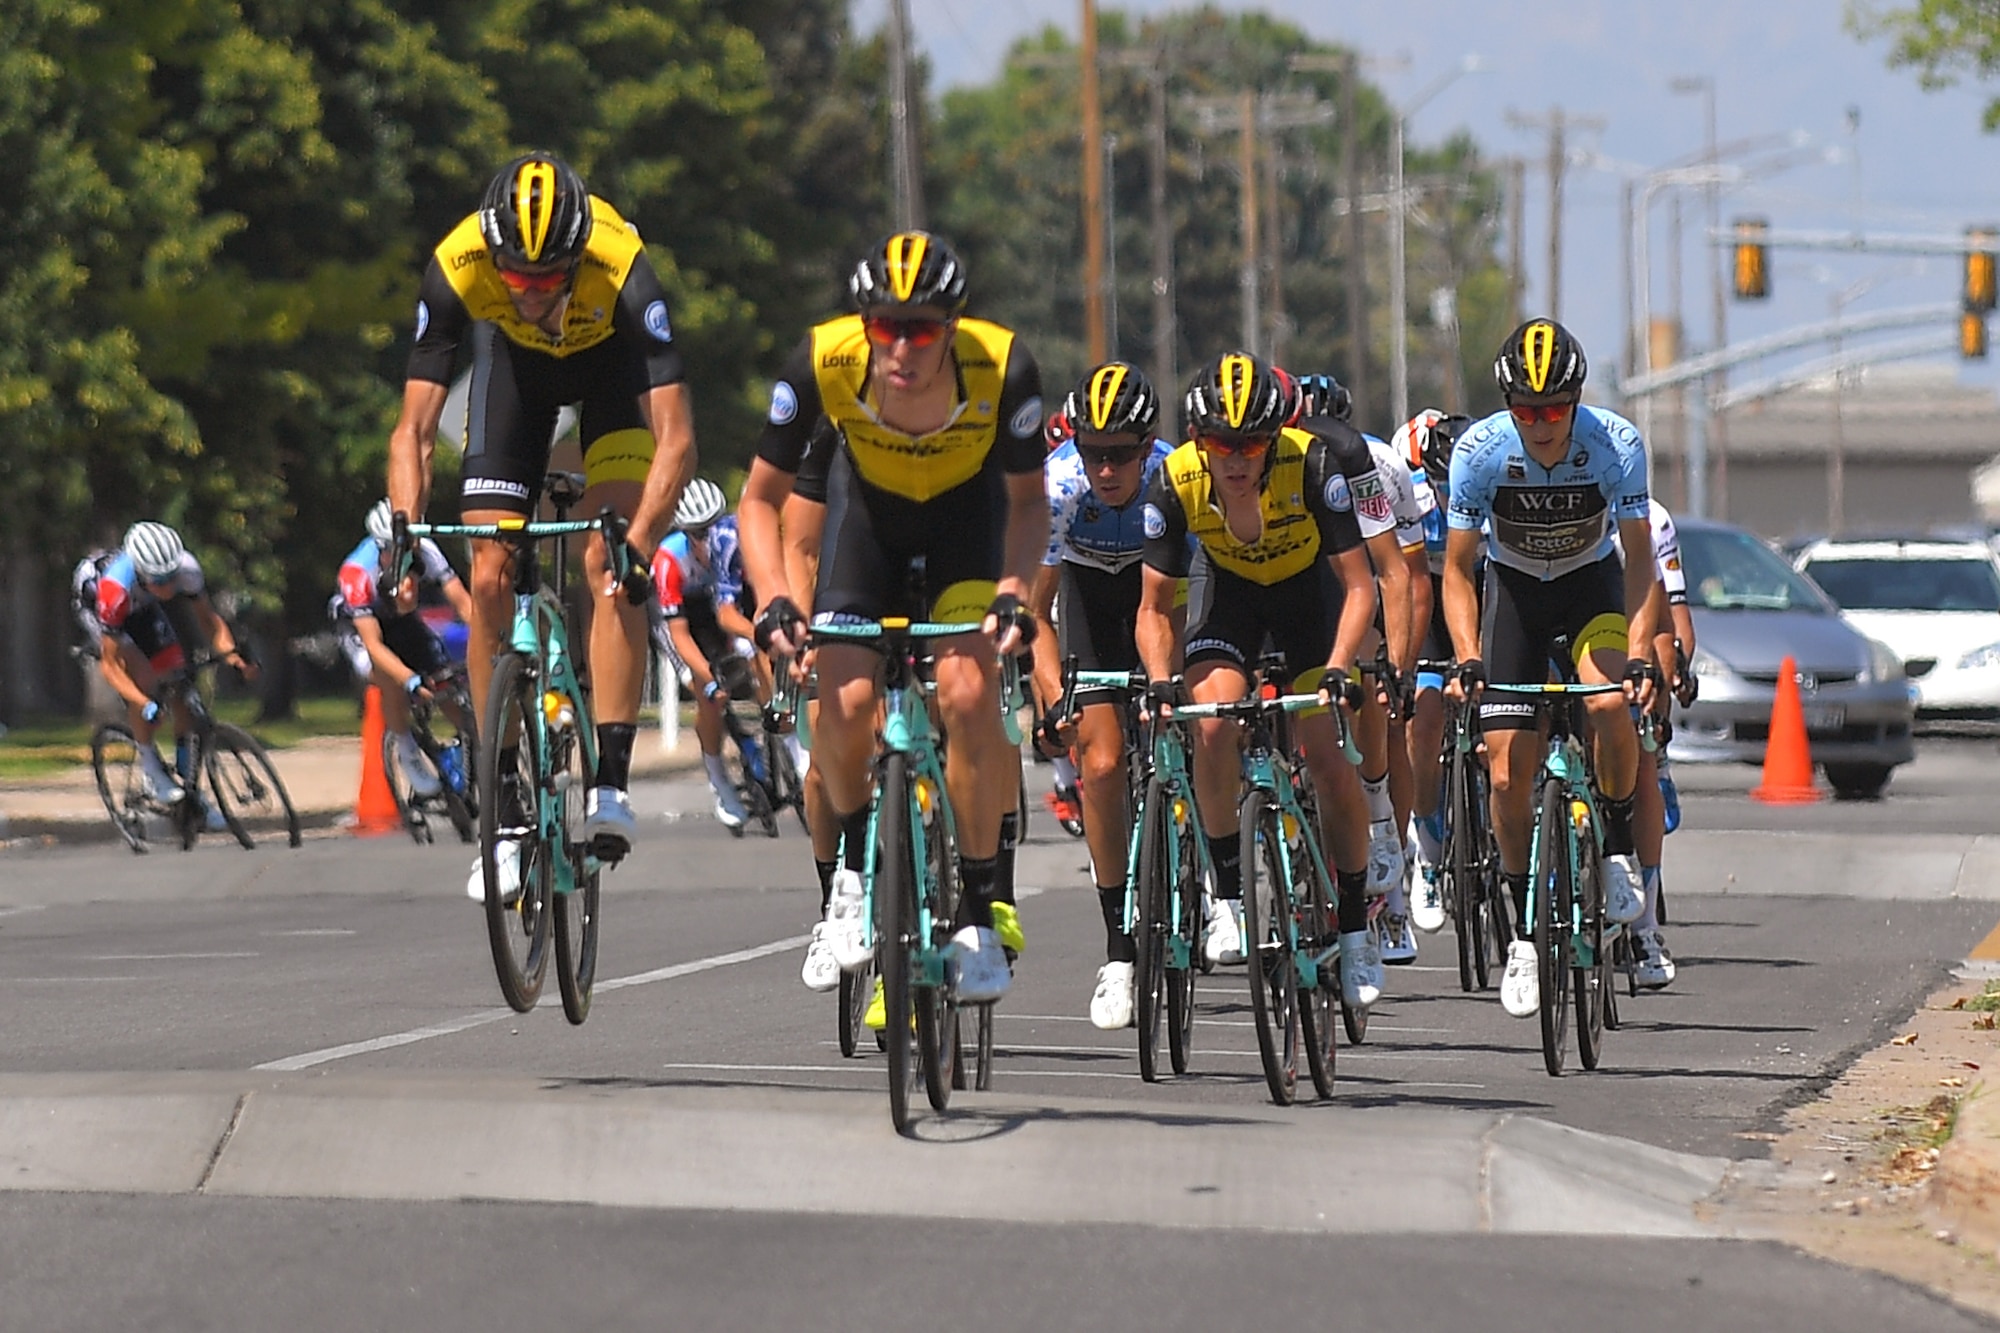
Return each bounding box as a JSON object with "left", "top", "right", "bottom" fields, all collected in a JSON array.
[
  {"left": 644, "top": 300, "right": 673, "bottom": 343},
  {"left": 1142, "top": 503, "right": 1167, "bottom": 539},
  {"left": 1572, "top": 449, "right": 1588, "bottom": 468},
  {"left": 769, "top": 381, "right": 798, "bottom": 425},
  {"left": 1323, "top": 473, "right": 1353, "bottom": 511}
]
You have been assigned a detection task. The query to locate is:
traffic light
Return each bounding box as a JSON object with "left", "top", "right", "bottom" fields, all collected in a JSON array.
[
  {"left": 1732, "top": 217, "right": 1770, "bottom": 300},
  {"left": 1965, "top": 227, "right": 1997, "bottom": 313},
  {"left": 1961, "top": 309, "right": 1988, "bottom": 361}
]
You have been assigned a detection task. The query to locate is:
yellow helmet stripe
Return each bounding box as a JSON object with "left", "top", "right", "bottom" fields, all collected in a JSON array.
[
  {"left": 1521, "top": 321, "right": 1557, "bottom": 394},
  {"left": 1087, "top": 364, "right": 1130, "bottom": 430},
  {"left": 1218, "top": 353, "right": 1255, "bottom": 430},
  {"left": 886, "top": 232, "right": 930, "bottom": 304},
  {"left": 515, "top": 161, "right": 558, "bottom": 264}
]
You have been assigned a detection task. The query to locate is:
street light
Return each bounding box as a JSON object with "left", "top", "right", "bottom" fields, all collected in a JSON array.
[{"left": 1390, "top": 54, "right": 1484, "bottom": 432}]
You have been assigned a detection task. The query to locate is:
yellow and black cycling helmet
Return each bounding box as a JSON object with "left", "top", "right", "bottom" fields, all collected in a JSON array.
[
  {"left": 1182, "top": 351, "right": 1293, "bottom": 442},
  {"left": 479, "top": 152, "right": 592, "bottom": 270},
  {"left": 1062, "top": 361, "right": 1160, "bottom": 440},
  {"left": 1493, "top": 318, "right": 1588, "bottom": 399},
  {"left": 848, "top": 231, "right": 969, "bottom": 314}
]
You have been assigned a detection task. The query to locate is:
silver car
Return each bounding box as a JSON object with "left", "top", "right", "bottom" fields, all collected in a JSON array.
[{"left": 1669, "top": 518, "right": 1916, "bottom": 799}]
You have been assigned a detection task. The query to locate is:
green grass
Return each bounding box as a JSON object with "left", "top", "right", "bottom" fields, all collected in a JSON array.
[
  {"left": 0, "top": 694, "right": 365, "bottom": 779},
  {"left": 1968, "top": 979, "right": 2000, "bottom": 1013}
]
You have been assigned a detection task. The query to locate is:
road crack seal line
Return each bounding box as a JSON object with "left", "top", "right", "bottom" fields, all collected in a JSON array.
[
  {"left": 195, "top": 1093, "right": 249, "bottom": 1194},
  {"left": 1476, "top": 1112, "right": 1511, "bottom": 1232}
]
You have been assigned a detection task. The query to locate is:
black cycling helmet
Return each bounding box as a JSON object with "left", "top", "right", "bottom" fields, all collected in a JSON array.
[
  {"left": 480, "top": 152, "right": 593, "bottom": 270},
  {"left": 848, "top": 231, "right": 969, "bottom": 314},
  {"left": 1182, "top": 351, "right": 1293, "bottom": 442},
  {"left": 1493, "top": 318, "right": 1588, "bottom": 399},
  {"left": 1292, "top": 372, "right": 1353, "bottom": 423},
  {"left": 1063, "top": 361, "right": 1160, "bottom": 440},
  {"left": 1421, "top": 413, "right": 1476, "bottom": 488}
]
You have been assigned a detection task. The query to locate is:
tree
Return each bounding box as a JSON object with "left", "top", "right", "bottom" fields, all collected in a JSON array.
[{"left": 1850, "top": 1, "right": 2000, "bottom": 130}]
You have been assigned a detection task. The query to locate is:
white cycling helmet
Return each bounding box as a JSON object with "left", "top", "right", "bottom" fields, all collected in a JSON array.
[
  {"left": 674, "top": 477, "right": 727, "bottom": 530},
  {"left": 123, "top": 521, "right": 185, "bottom": 581},
  {"left": 366, "top": 498, "right": 395, "bottom": 545}
]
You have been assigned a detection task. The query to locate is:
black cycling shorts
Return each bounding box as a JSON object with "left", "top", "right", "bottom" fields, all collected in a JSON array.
[
  {"left": 1057, "top": 561, "right": 1141, "bottom": 705},
  {"left": 1478, "top": 553, "right": 1627, "bottom": 732},
  {"left": 458, "top": 323, "right": 654, "bottom": 516},
  {"left": 1183, "top": 554, "right": 1343, "bottom": 692},
  {"left": 814, "top": 445, "right": 1003, "bottom": 625}
]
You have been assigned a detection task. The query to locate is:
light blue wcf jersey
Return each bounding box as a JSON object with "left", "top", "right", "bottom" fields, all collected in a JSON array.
[
  {"left": 1043, "top": 438, "right": 1175, "bottom": 572},
  {"left": 1445, "top": 405, "right": 1650, "bottom": 581}
]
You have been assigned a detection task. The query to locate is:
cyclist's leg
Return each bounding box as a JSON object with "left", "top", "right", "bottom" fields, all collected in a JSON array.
[
  {"left": 1480, "top": 564, "right": 1555, "bottom": 942},
  {"left": 1567, "top": 555, "right": 1644, "bottom": 924},
  {"left": 1058, "top": 560, "right": 1143, "bottom": 953}
]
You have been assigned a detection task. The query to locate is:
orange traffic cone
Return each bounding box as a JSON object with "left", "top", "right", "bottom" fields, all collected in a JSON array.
[
  {"left": 352, "top": 686, "right": 403, "bottom": 834},
  {"left": 1751, "top": 654, "right": 1824, "bottom": 805}
]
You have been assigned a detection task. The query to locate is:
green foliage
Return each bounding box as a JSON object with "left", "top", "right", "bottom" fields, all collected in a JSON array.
[{"left": 1850, "top": 1, "right": 2000, "bottom": 131}]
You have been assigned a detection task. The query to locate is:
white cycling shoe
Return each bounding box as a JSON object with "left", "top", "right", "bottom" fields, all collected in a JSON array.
[
  {"left": 140, "top": 751, "right": 184, "bottom": 806},
  {"left": 800, "top": 922, "right": 841, "bottom": 993},
  {"left": 949, "top": 926, "right": 1011, "bottom": 1003},
  {"left": 1410, "top": 865, "right": 1447, "bottom": 934},
  {"left": 1339, "top": 929, "right": 1384, "bottom": 1010},
  {"left": 1603, "top": 853, "right": 1645, "bottom": 924},
  {"left": 1204, "top": 898, "right": 1246, "bottom": 966},
  {"left": 395, "top": 733, "right": 441, "bottom": 797},
  {"left": 1377, "top": 913, "right": 1417, "bottom": 965},
  {"left": 824, "top": 868, "right": 873, "bottom": 972},
  {"left": 1090, "top": 961, "right": 1136, "bottom": 1030},
  {"left": 1500, "top": 940, "right": 1540, "bottom": 1017},
  {"left": 1365, "top": 819, "right": 1403, "bottom": 897},
  {"left": 583, "top": 786, "right": 637, "bottom": 856},
  {"left": 466, "top": 839, "right": 523, "bottom": 906},
  {"left": 1634, "top": 928, "right": 1677, "bottom": 989}
]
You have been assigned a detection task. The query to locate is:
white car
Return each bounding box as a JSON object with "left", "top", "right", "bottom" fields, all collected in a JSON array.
[{"left": 1794, "top": 537, "right": 2000, "bottom": 719}]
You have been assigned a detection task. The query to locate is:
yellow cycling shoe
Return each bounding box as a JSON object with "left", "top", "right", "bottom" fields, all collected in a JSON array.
[
  {"left": 863, "top": 976, "right": 886, "bottom": 1030},
  {"left": 991, "top": 902, "right": 1025, "bottom": 956}
]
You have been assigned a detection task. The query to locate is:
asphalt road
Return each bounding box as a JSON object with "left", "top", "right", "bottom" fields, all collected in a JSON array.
[{"left": 0, "top": 739, "right": 1994, "bottom": 1331}]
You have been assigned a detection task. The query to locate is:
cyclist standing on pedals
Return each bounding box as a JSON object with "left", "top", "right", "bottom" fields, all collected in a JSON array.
[
  {"left": 1629, "top": 499, "right": 1697, "bottom": 988},
  {"left": 736, "top": 231, "right": 1046, "bottom": 1006},
  {"left": 1026, "top": 362, "right": 1177, "bottom": 1030},
  {"left": 80, "top": 523, "right": 257, "bottom": 826},
  {"left": 650, "top": 477, "right": 776, "bottom": 835},
  {"left": 1136, "top": 351, "right": 1393, "bottom": 1016},
  {"left": 332, "top": 500, "right": 476, "bottom": 804},
  {"left": 384, "top": 152, "right": 697, "bottom": 900},
  {"left": 1443, "top": 319, "right": 1658, "bottom": 1020},
  {"left": 1290, "top": 373, "right": 1433, "bottom": 964}
]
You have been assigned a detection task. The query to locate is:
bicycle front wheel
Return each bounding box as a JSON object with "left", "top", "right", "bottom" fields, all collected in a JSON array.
[
  {"left": 380, "top": 727, "right": 428, "bottom": 844},
  {"left": 1167, "top": 800, "right": 1203, "bottom": 1076},
  {"left": 1572, "top": 825, "right": 1608, "bottom": 1069},
  {"left": 1240, "top": 789, "right": 1299, "bottom": 1107},
  {"left": 90, "top": 724, "right": 152, "bottom": 854},
  {"left": 1293, "top": 824, "right": 1338, "bottom": 1101},
  {"left": 1532, "top": 778, "right": 1573, "bottom": 1077},
  {"left": 207, "top": 725, "right": 301, "bottom": 849},
  {"left": 479, "top": 652, "right": 551, "bottom": 1013},
  {"left": 1446, "top": 744, "right": 1477, "bottom": 993},
  {"left": 1133, "top": 778, "right": 1171, "bottom": 1083},
  {"left": 550, "top": 718, "right": 600, "bottom": 1026},
  {"left": 916, "top": 768, "right": 960, "bottom": 1110},
  {"left": 876, "top": 754, "right": 920, "bottom": 1131},
  {"left": 766, "top": 723, "right": 808, "bottom": 835}
]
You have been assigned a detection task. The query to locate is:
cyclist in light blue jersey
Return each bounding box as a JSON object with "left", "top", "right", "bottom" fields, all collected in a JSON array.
[{"left": 1442, "top": 319, "right": 1660, "bottom": 1020}]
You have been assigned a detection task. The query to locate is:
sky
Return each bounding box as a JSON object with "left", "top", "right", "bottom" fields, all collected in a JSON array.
[{"left": 855, "top": 0, "right": 2000, "bottom": 396}]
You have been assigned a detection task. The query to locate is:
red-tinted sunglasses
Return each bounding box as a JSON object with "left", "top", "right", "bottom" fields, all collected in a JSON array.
[
  {"left": 496, "top": 264, "right": 572, "bottom": 294},
  {"left": 1194, "top": 433, "right": 1274, "bottom": 459},
  {"left": 1508, "top": 401, "right": 1575, "bottom": 425},
  {"left": 862, "top": 315, "right": 950, "bottom": 348}
]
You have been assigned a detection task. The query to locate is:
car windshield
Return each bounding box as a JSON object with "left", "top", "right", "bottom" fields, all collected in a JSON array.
[
  {"left": 1679, "top": 526, "right": 1832, "bottom": 612},
  {"left": 1802, "top": 556, "right": 2000, "bottom": 613}
]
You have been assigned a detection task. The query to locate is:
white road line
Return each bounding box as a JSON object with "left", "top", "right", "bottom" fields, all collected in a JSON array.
[
  {"left": 661, "top": 1062, "right": 880, "bottom": 1075},
  {"left": 89, "top": 952, "right": 260, "bottom": 961},
  {"left": 263, "top": 929, "right": 356, "bottom": 938},
  {"left": 255, "top": 934, "right": 812, "bottom": 1072},
  {"left": 0, "top": 976, "right": 144, "bottom": 983},
  {"left": 0, "top": 904, "right": 48, "bottom": 919}
]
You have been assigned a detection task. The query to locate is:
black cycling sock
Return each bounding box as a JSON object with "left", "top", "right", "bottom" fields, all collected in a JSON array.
[
  {"left": 1600, "top": 793, "right": 1636, "bottom": 857},
  {"left": 839, "top": 806, "right": 870, "bottom": 873},
  {"left": 1507, "top": 871, "right": 1532, "bottom": 940},
  {"left": 1208, "top": 832, "right": 1242, "bottom": 900},
  {"left": 958, "top": 856, "right": 998, "bottom": 931},
  {"left": 993, "top": 811, "right": 1019, "bottom": 906},
  {"left": 1336, "top": 868, "right": 1369, "bottom": 936},
  {"left": 1098, "top": 884, "right": 1135, "bottom": 963},
  {"left": 594, "top": 723, "right": 636, "bottom": 789},
  {"left": 815, "top": 858, "right": 838, "bottom": 913}
]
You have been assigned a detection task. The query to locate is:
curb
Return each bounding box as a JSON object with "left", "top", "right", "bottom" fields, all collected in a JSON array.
[{"left": 1935, "top": 1080, "right": 2000, "bottom": 1252}]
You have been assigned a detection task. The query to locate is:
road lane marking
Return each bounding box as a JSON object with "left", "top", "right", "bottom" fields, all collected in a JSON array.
[
  {"left": 1, "top": 976, "right": 144, "bottom": 983},
  {"left": 89, "top": 952, "right": 260, "bottom": 961},
  {"left": 263, "top": 929, "right": 356, "bottom": 938},
  {"left": 1971, "top": 919, "right": 2000, "bottom": 961},
  {"left": 255, "top": 933, "right": 810, "bottom": 1072}
]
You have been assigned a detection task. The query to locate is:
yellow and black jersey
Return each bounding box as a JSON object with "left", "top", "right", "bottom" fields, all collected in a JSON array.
[
  {"left": 1140, "top": 426, "right": 1382, "bottom": 586},
  {"left": 404, "top": 196, "right": 684, "bottom": 387},
  {"left": 754, "top": 314, "right": 1043, "bottom": 504}
]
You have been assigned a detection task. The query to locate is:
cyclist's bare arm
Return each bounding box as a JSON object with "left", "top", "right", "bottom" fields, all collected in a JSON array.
[
  {"left": 667, "top": 617, "right": 716, "bottom": 693},
  {"left": 1365, "top": 528, "right": 1411, "bottom": 681},
  {"left": 780, "top": 491, "right": 823, "bottom": 607},
  {"left": 1404, "top": 545, "right": 1433, "bottom": 675},
  {"left": 1328, "top": 543, "right": 1379, "bottom": 677},
  {"left": 1442, "top": 527, "right": 1484, "bottom": 695},
  {"left": 1137, "top": 566, "right": 1180, "bottom": 685},
  {"left": 355, "top": 615, "right": 419, "bottom": 685},
  {"left": 999, "top": 471, "right": 1049, "bottom": 603},
  {"left": 1028, "top": 563, "right": 1063, "bottom": 712},
  {"left": 190, "top": 592, "right": 255, "bottom": 680},
  {"left": 629, "top": 382, "right": 697, "bottom": 555},
  {"left": 737, "top": 457, "right": 797, "bottom": 622},
  {"left": 386, "top": 379, "right": 450, "bottom": 522},
  {"left": 98, "top": 635, "right": 150, "bottom": 708}
]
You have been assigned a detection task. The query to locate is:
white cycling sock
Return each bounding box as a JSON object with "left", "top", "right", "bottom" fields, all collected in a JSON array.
[
  {"left": 1634, "top": 865, "right": 1662, "bottom": 934},
  {"left": 1413, "top": 812, "right": 1444, "bottom": 866},
  {"left": 1362, "top": 774, "right": 1393, "bottom": 825},
  {"left": 703, "top": 753, "right": 736, "bottom": 801}
]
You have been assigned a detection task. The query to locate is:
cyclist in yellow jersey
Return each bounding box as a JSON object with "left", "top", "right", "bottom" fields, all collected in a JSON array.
[
  {"left": 385, "top": 153, "right": 696, "bottom": 896},
  {"left": 737, "top": 232, "right": 1046, "bottom": 1004}
]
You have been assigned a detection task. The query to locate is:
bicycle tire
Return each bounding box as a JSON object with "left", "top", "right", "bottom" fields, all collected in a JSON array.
[
  {"left": 838, "top": 962, "right": 871, "bottom": 1059},
  {"left": 1297, "top": 822, "right": 1338, "bottom": 1100},
  {"left": 381, "top": 727, "right": 429, "bottom": 844},
  {"left": 207, "top": 725, "right": 301, "bottom": 849},
  {"left": 1533, "top": 778, "right": 1572, "bottom": 1077},
  {"left": 1240, "top": 790, "right": 1299, "bottom": 1106},
  {"left": 90, "top": 723, "right": 152, "bottom": 854},
  {"left": 1167, "top": 802, "right": 1202, "bottom": 1076},
  {"left": 876, "top": 753, "right": 920, "bottom": 1131},
  {"left": 765, "top": 724, "right": 809, "bottom": 835},
  {"left": 551, "top": 717, "right": 600, "bottom": 1026},
  {"left": 1573, "top": 826, "right": 1608, "bottom": 1069},
  {"left": 1447, "top": 741, "right": 1477, "bottom": 993},
  {"left": 974, "top": 1002, "right": 995, "bottom": 1091},
  {"left": 916, "top": 769, "right": 959, "bottom": 1111},
  {"left": 1134, "top": 778, "right": 1171, "bottom": 1083},
  {"left": 479, "top": 652, "right": 551, "bottom": 1014}
]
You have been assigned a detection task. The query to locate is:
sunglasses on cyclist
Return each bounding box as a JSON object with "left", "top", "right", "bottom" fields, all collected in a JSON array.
[
  {"left": 1508, "top": 400, "right": 1576, "bottom": 426},
  {"left": 1076, "top": 443, "right": 1147, "bottom": 467},
  {"left": 1193, "top": 433, "right": 1274, "bottom": 459},
  {"left": 495, "top": 264, "right": 572, "bottom": 294},
  {"left": 861, "top": 315, "right": 951, "bottom": 348}
]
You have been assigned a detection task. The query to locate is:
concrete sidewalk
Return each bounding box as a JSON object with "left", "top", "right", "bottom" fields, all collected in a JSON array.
[{"left": 0, "top": 730, "right": 704, "bottom": 847}]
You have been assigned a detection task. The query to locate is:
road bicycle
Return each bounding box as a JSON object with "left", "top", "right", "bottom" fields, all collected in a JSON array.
[
  {"left": 90, "top": 651, "right": 301, "bottom": 854},
  {"left": 1432, "top": 675, "right": 1511, "bottom": 994},
  {"left": 709, "top": 649, "right": 801, "bottom": 838},
  {"left": 381, "top": 665, "right": 478, "bottom": 846},
  {"left": 408, "top": 471, "right": 646, "bottom": 1026}
]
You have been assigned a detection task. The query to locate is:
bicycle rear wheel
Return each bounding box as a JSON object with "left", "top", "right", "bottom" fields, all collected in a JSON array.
[
  {"left": 207, "top": 724, "right": 301, "bottom": 849},
  {"left": 1447, "top": 744, "right": 1477, "bottom": 992},
  {"left": 1572, "top": 826, "right": 1608, "bottom": 1069},
  {"left": 90, "top": 724, "right": 152, "bottom": 854},
  {"left": 1239, "top": 790, "right": 1299, "bottom": 1106},
  {"left": 876, "top": 754, "right": 920, "bottom": 1131},
  {"left": 1134, "top": 778, "right": 1171, "bottom": 1083},
  {"left": 838, "top": 954, "right": 877, "bottom": 1058},
  {"left": 1532, "top": 778, "right": 1573, "bottom": 1077},
  {"left": 479, "top": 652, "right": 552, "bottom": 1014},
  {"left": 1296, "top": 828, "right": 1338, "bottom": 1100},
  {"left": 550, "top": 719, "right": 600, "bottom": 1026},
  {"left": 765, "top": 723, "right": 808, "bottom": 835},
  {"left": 1166, "top": 805, "right": 1202, "bottom": 1076},
  {"left": 916, "top": 769, "right": 959, "bottom": 1110}
]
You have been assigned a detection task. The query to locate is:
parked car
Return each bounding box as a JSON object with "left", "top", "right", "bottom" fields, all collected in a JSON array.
[
  {"left": 1670, "top": 518, "right": 1916, "bottom": 799},
  {"left": 1793, "top": 536, "right": 2000, "bottom": 720}
]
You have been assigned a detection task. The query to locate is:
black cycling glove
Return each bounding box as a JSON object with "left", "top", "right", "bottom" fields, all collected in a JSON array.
[
  {"left": 985, "top": 593, "right": 1037, "bottom": 650},
  {"left": 754, "top": 596, "right": 807, "bottom": 653}
]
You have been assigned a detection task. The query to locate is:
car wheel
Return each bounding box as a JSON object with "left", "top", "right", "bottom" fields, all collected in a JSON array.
[{"left": 1823, "top": 762, "right": 1894, "bottom": 801}]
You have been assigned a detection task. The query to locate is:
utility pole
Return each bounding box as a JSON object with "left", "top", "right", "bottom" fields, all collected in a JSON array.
[
  {"left": 1342, "top": 53, "right": 1367, "bottom": 419},
  {"left": 1506, "top": 156, "right": 1526, "bottom": 326},
  {"left": 1080, "top": 0, "right": 1106, "bottom": 361},
  {"left": 1507, "top": 107, "right": 1605, "bottom": 320},
  {"left": 1262, "top": 124, "right": 1288, "bottom": 363},
  {"left": 887, "top": 0, "right": 924, "bottom": 229},
  {"left": 1238, "top": 91, "right": 1260, "bottom": 354},
  {"left": 1104, "top": 131, "right": 1120, "bottom": 356},
  {"left": 1147, "top": 51, "right": 1177, "bottom": 399}
]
